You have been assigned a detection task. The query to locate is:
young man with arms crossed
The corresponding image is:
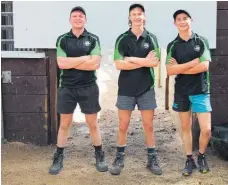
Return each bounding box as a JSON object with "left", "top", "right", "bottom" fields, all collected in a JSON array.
[
  {"left": 166, "top": 10, "right": 212, "bottom": 176},
  {"left": 110, "top": 4, "right": 163, "bottom": 176},
  {"left": 49, "top": 6, "right": 108, "bottom": 175}
]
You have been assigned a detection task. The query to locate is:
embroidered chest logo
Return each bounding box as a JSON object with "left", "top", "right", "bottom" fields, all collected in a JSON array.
[
  {"left": 194, "top": 45, "right": 200, "bottom": 52},
  {"left": 84, "top": 41, "right": 91, "bottom": 47},
  {"left": 143, "top": 42, "right": 149, "bottom": 49}
]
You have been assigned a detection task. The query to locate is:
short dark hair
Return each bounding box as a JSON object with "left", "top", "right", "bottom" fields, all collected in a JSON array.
[
  {"left": 129, "top": 4, "right": 145, "bottom": 13},
  {"left": 70, "top": 6, "right": 86, "bottom": 16},
  {"left": 173, "top": 9, "right": 191, "bottom": 20}
]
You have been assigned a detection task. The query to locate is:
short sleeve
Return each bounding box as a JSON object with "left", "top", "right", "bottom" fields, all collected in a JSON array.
[
  {"left": 90, "top": 36, "right": 101, "bottom": 56},
  {"left": 149, "top": 34, "right": 161, "bottom": 60},
  {"left": 199, "top": 37, "right": 212, "bottom": 62},
  {"left": 56, "top": 35, "right": 67, "bottom": 57},
  {"left": 166, "top": 43, "right": 172, "bottom": 64},
  {"left": 114, "top": 34, "right": 125, "bottom": 60},
  {"left": 166, "top": 40, "right": 178, "bottom": 64}
]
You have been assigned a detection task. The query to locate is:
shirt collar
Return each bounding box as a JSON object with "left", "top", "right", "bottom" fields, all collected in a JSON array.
[
  {"left": 177, "top": 31, "right": 195, "bottom": 42},
  {"left": 128, "top": 28, "right": 148, "bottom": 38},
  {"left": 68, "top": 29, "right": 89, "bottom": 37}
]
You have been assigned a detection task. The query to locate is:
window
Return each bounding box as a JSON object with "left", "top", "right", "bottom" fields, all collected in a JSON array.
[
  {"left": 1, "top": 1, "right": 13, "bottom": 51},
  {"left": 1, "top": 1, "right": 36, "bottom": 51}
]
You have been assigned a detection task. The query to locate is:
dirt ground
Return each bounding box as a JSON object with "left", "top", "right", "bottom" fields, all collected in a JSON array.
[{"left": 1, "top": 65, "right": 228, "bottom": 185}]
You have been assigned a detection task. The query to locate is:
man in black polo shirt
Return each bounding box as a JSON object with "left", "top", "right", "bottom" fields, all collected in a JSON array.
[
  {"left": 48, "top": 6, "right": 108, "bottom": 175},
  {"left": 109, "top": 4, "right": 162, "bottom": 176},
  {"left": 166, "top": 10, "right": 212, "bottom": 176}
]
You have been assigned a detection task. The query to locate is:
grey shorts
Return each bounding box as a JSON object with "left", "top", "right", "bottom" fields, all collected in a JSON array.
[{"left": 116, "top": 88, "right": 157, "bottom": 110}]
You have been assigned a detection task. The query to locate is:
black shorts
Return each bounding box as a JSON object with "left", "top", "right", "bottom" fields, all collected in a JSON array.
[{"left": 57, "top": 83, "right": 101, "bottom": 114}]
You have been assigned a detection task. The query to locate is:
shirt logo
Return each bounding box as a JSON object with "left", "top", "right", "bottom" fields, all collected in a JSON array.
[
  {"left": 84, "top": 41, "right": 91, "bottom": 47},
  {"left": 143, "top": 42, "right": 149, "bottom": 49},
  {"left": 194, "top": 45, "right": 200, "bottom": 52}
]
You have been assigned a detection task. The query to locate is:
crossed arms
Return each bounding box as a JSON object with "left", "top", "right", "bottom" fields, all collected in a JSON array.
[
  {"left": 57, "top": 55, "right": 101, "bottom": 71},
  {"left": 56, "top": 36, "right": 101, "bottom": 71},
  {"left": 166, "top": 37, "right": 211, "bottom": 75},
  {"left": 166, "top": 57, "right": 209, "bottom": 76},
  {"left": 114, "top": 49, "right": 209, "bottom": 74},
  {"left": 115, "top": 50, "right": 160, "bottom": 70}
]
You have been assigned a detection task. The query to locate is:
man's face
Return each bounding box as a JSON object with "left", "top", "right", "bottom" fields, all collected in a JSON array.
[
  {"left": 174, "top": 13, "right": 192, "bottom": 31},
  {"left": 70, "top": 11, "right": 86, "bottom": 29},
  {"left": 129, "top": 7, "right": 145, "bottom": 27}
]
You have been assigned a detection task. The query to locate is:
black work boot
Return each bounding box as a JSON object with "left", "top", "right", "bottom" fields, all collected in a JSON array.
[
  {"left": 147, "top": 153, "right": 163, "bottom": 175},
  {"left": 197, "top": 154, "right": 210, "bottom": 174},
  {"left": 95, "top": 151, "right": 108, "bottom": 172},
  {"left": 49, "top": 152, "right": 64, "bottom": 175},
  {"left": 109, "top": 152, "right": 125, "bottom": 175},
  {"left": 183, "top": 158, "right": 197, "bottom": 176}
]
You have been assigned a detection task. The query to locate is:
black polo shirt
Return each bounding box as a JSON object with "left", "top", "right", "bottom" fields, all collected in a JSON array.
[
  {"left": 56, "top": 29, "right": 101, "bottom": 88},
  {"left": 166, "top": 32, "right": 212, "bottom": 95},
  {"left": 114, "top": 29, "right": 160, "bottom": 97}
]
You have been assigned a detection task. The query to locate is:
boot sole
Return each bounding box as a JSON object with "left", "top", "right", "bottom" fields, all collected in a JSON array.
[
  {"left": 109, "top": 168, "right": 122, "bottom": 175},
  {"left": 49, "top": 169, "right": 62, "bottom": 175},
  {"left": 183, "top": 172, "right": 191, "bottom": 176},
  {"left": 96, "top": 166, "right": 108, "bottom": 172},
  {"left": 110, "top": 171, "right": 121, "bottom": 175},
  {"left": 49, "top": 167, "right": 63, "bottom": 175},
  {"left": 150, "top": 171, "right": 163, "bottom": 175},
  {"left": 152, "top": 172, "right": 163, "bottom": 175},
  {"left": 200, "top": 169, "right": 209, "bottom": 174},
  {"left": 147, "top": 167, "right": 163, "bottom": 175}
]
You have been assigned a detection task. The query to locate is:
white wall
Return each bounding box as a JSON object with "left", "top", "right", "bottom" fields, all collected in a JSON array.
[{"left": 13, "top": 1, "right": 217, "bottom": 50}]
